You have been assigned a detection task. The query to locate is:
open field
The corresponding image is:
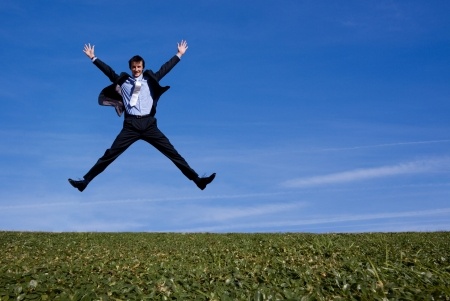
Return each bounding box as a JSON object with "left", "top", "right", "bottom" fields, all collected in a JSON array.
[{"left": 1, "top": 232, "right": 449, "bottom": 300}]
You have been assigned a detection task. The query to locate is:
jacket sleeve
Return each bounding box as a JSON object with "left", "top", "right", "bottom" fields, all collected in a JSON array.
[
  {"left": 93, "top": 58, "right": 120, "bottom": 83},
  {"left": 153, "top": 55, "right": 181, "bottom": 81}
]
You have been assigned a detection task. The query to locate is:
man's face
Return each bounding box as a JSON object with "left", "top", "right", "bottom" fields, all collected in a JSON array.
[{"left": 130, "top": 61, "right": 144, "bottom": 78}]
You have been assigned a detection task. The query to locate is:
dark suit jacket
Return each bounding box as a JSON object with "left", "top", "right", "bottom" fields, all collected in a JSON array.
[{"left": 94, "top": 55, "right": 181, "bottom": 116}]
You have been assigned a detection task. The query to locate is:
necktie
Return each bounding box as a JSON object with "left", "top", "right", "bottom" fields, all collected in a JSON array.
[{"left": 129, "top": 80, "right": 142, "bottom": 107}]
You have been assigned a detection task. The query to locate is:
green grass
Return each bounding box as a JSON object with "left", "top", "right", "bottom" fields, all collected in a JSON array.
[{"left": 1, "top": 232, "right": 449, "bottom": 300}]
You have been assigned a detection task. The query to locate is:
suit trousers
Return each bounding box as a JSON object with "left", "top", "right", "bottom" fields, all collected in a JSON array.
[{"left": 83, "top": 115, "right": 198, "bottom": 183}]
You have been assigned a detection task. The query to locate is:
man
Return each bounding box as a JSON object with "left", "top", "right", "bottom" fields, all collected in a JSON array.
[{"left": 68, "top": 40, "right": 215, "bottom": 192}]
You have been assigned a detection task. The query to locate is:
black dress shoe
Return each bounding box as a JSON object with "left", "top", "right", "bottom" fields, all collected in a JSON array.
[
  {"left": 68, "top": 178, "right": 88, "bottom": 192},
  {"left": 194, "top": 173, "right": 216, "bottom": 190}
]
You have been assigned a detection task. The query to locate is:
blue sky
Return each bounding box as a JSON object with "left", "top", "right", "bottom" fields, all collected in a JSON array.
[{"left": 1, "top": 0, "right": 449, "bottom": 232}]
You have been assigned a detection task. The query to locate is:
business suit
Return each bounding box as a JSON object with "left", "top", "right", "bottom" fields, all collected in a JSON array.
[
  {"left": 69, "top": 42, "right": 215, "bottom": 192},
  {"left": 84, "top": 56, "right": 198, "bottom": 182}
]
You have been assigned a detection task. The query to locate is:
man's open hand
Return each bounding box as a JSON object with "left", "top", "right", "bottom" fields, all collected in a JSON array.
[
  {"left": 177, "top": 40, "right": 188, "bottom": 57},
  {"left": 83, "top": 43, "right": 95, "bottom": 59}
]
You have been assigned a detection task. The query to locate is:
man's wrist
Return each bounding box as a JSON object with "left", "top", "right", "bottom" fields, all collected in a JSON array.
[
  {"left": 91, "top": 56, "right": 97, "bottom": 62},
  {"left": 176, "top": 53, "right": 183, "bottom": 58}
]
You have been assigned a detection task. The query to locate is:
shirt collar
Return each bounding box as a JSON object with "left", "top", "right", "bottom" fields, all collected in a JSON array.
[{"left": 134, "top": 74, "right": 143, "bottom": 81}]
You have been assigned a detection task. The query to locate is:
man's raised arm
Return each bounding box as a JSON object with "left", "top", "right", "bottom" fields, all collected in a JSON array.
[
  {"left": 83, "top": 43, "right": 119, "bottom": 83},
  {"left": 154, "top": 40, "right": 189, "bottom": 81}
]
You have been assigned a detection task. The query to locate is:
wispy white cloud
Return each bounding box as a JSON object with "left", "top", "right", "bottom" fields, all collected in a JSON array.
[
  {"left": 282, "top": 157, "right": 450, "bottom": 188},
  {"left": 65, "top": 221, "right": 145, "bottom": 232},
  {"left": 180, "top": 207, "right": 450, "bottom": 232},
  {"left": 179, "top": 202, "right": 306, "bottom": 224},
  {"left": 0, "top": 193, "right": 305, "bottom": 232},
  {"left": 318, "top": 139, "right": 450, "bottom": 152},
  {"left": 0, "top": 191, "right": 290, "bottom": 211}
]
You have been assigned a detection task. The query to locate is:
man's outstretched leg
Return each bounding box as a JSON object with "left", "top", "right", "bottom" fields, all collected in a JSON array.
[
  {"left": 69, "top": 121, "right": 139, "bottom": 192},
  {"left": 143, "top": 119, "right": 216, "bottom": 190}
]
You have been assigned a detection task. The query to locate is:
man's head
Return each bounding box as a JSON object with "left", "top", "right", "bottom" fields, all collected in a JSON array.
[{"left": 128, "top": 55, "right": 145, "bottom": 78}]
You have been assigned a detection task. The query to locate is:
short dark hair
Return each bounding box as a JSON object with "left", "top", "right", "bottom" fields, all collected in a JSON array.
[{"left": 128, "top": 55, "right": 145, "bottom": 69}]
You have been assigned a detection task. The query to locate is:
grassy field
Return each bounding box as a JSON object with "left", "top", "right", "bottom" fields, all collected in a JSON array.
[{"left": 0, "top": 232, "right": 449, "bottom": 300}]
